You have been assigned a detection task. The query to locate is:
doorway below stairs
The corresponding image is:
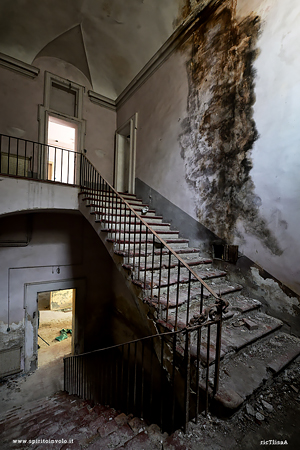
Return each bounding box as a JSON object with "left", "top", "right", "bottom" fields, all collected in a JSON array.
[{"left": 37, "top": 288, "right": 74, "bottom": 368}]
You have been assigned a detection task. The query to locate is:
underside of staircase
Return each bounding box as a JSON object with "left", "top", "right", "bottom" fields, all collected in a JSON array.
[{"left": 79, "top": 188, "right": 300, "bottom": 417}]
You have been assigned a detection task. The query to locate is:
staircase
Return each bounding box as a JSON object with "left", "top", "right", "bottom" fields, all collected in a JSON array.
[
  {"left": 0, "top": 391, "right": 167, "bottom": 450},
  {"left": 1, "top": 134, "right": 299, "bottom": 432},
  {"left": 78, "top": 181, "right": 300, "bottom": 419}
]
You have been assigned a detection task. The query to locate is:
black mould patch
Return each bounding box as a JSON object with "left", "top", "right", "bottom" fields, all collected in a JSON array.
[{"left": 179, "top": 2, "right": 282, "bottom": 255}]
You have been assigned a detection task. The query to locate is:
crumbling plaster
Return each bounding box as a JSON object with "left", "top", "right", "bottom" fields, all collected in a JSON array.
[{"left": 118, "top": 0, "right": 300, "bottom": 300}]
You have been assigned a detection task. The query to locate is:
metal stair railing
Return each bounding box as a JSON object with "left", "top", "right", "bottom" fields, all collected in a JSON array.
[
  {"left": 64, "top": 319, "right": 222, "bottom": 434},
  {"left": 80, "top": 154, "right": 228, "bottom": 332},
  {"left": 0, "top": 133, "right": 81, "bottom": 185}
]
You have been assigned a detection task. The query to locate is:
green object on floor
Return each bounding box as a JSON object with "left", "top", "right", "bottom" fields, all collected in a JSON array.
[{"left": 55, "top": 328, "right": 72, "bottom": 342}]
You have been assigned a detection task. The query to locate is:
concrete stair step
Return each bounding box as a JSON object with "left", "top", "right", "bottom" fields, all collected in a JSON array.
[
  {"left": 105, "top": 229, "right": 180, "bottom": 240},
  {"left": 93, "top": 209, "right": 158, "bottom": 218},
  {"left": 210, "top": 332, "right": 300, "bottom": 415},
  {"left": 186, "top": 311, "right": 283, "bottom": 367},
  {"left": 108, "top": 238, "right": 190, "bottom": 252},
  {"left": 134, "top": 267, "right": 226, "bottom": 290},
  {"left": 87, "top": 203, "right": 157, "bottom": 215},
  {"left": 147, "top": 281, "right": 243, "bottom": 306},
  {"left": 98, "top": 221, "right": 172, "bottom": 232},
  {"left": 125, "top": 256, "right": 212, "bottom": 272}
]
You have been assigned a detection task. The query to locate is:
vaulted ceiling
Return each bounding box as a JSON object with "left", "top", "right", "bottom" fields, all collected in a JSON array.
[{"left": 0, "top": 0, "right": 188, "bottom": 99}]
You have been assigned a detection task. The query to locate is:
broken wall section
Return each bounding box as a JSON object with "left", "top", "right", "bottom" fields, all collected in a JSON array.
[{"left": 118, "top": 0, "right": 300, "bottom": 318}]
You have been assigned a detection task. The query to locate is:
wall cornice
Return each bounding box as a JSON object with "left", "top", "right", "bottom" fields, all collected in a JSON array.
[
  {"left": 116, "top": 0, "right": 221, "bottom": 109},
  {"left": 88, "top": 90, "right": 116, "bottom": 111}
]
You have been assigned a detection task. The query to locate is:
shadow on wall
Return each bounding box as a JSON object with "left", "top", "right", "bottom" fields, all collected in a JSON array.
[{"left": 179, "top": 1, "right": 282, "bottom": 256}]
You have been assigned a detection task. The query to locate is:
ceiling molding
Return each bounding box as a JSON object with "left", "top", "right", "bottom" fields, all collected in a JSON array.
[
  {"left": 0, "top": 52, "right": 39, "bottom": 78},
  {"left": 116, "top": 0, "right": 220, "bottom": 109},
  {"left": 88, "top": 90, "right": 116, "bottom": 111}
]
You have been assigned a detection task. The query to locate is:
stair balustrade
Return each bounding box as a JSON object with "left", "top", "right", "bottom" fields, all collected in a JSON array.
[
  {"left": 0, "top": 134, "right": 228, "bottom": 431},
  {"left": 64, "top": 320, "right": 222, "bottom": 434}
]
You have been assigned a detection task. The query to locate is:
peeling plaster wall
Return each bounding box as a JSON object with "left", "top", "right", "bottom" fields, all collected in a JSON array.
[
  {"left": 0, "top": 211, "right": 130, "bottom": 374},
  {"left": 0, "top": 208, "right": 159, "bottom": 376},
  {"left": 118, "top": 0, "right": 300, "bottom": 308},
  {"left": 0, "top": 56, "right": 116, "bottom": 183}
]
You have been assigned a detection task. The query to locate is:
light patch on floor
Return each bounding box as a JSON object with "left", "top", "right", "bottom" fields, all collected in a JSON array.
[{"left": 38, "top": 310, "right": 72, "bottom": 367}]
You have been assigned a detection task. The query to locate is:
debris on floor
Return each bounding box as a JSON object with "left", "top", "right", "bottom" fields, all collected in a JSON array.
[{"left": 55, "top": 328, "right": 72, "bottom": 342}]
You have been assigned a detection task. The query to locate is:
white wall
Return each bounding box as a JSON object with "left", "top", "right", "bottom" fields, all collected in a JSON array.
[
  {"left": 0, "top": 209, "right": 122, "bottom": 373},
  {"left": 117, "top": 0, "right": 300, "bottom": 302},
  {"left": 0, "top": 56, "right": 116, "bottom": 183}
]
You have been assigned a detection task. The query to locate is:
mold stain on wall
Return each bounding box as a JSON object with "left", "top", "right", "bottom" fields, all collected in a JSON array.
[{"left": 179, "top": 1, "right": 282, "bottom": 255}]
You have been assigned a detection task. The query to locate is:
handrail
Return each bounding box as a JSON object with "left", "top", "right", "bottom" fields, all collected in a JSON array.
[
  {"left": 64, "top": 317, "right": 220, "bottom": 360},
  {"left": 80, "top": 155, "right": 223, "bottom": 301},
  {"left": 80, "top": 154, "right": 228, "bottom": 333},
  {"left": 0, "top": 133, "right": 81, "bottom": 185},
  {"left": 64, "top": 320, "right": 222, "bottom": 433},
  {"left": 0, "top": 133, "right": 82, "bottom": 156}
]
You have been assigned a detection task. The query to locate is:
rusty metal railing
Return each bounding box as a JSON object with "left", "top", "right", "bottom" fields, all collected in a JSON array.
[
  {"left": 80, "top": 155, "right": 227, "bottom": 332},
  {"left": 1, "top": 135, "right": 227, "bottom": 430},
  {"left": 0, "top": 133, "right": 80, "bottom": 185},
  {"left": 64, "top": 311, "right": 223, "bottom": 434}
]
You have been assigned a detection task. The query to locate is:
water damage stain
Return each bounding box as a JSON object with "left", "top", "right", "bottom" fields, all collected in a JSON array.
[{"left": 179, "top": 1, "right": 282, "bottom": 255}]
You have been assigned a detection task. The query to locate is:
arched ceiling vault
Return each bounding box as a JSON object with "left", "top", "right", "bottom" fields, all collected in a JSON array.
[{"left": 0, "top": 0, "right": 188, "bottom": 100}]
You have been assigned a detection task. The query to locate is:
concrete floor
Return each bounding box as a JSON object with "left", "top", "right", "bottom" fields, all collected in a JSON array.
[{"left": 0, "top": 310, "right": 72, "bottom": 414}]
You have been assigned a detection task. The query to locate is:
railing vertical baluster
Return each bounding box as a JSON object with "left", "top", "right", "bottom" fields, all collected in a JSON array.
[
  {"left": 121, "top": 345, "right": 125, "bottom": 409},
  {"left": 186, "top": 271, "right": 192, "bottom": 326},
  {"left": 16, "top": 138, "right": 19, "bottom": 176},
  {"left": 205, "top": 324, "right": 211, "bottom": 416},
  {"left": 144, "top": 228, "right": 148, "bottom": 289},
  {"left": 213, "top": 314, "right": 222, "bottom": 396},
  {"left": 166, "top": 251, "right": 172, "bottom": 324},
  {"left": 133, "top": 341, "right": 137, "bottom": 414},
  {"left": 195, "top": 325, "right": 201, "bottom": 422},
  {"left": 24, "top": 140, "right": 27, "bottom": 177},
  {"left": 67, "top": 150, "right": 70, "bottom": 184},
  {"left": 133, "top": 215, "right": 137, "bottom": 268},
  {"left": 54, "top": 147, "right": 57, "bottom": 181},
  {"left": 175, "top": 259, "right": 181, "bottom": 330},
  {"left": 184, "top": 329, "right": 191, "bottom": 433},
  {"left": 171, "top": 332, "right": 176, "bottom": 431},
  {"left": 141, "top": 340, "right": 145, "bottom": 419},
  {"left": 160, "top": 335, "right": 164, "bottom": 431},
  {"left": 119, "top": 194, "right": 122, "bottom": 251},
  {"left": 128, "top": 209, "right": 131, "bottom": 263},
  {"left": 158, "top": 245, "right": 163, "bottom": 311},
  {"left": 151, "top": 234, "right": 155, "bottom": 300},
  {"left": 138, "top": 221, "right": 142, "bottom": 281},
  {"left": 7, "top": 136, "right": 10, "bottom": 175},
  {"left": 150, "top": 338, "right": 154, "bottom": 417},
  {"left": 0, "top": 135, "right": 2, "bottom": 173},
  {"left": 200, "top": 284, "right": 204, "bottom": 314},
  {"left": 127, "top": 344, "right": 130, "bottom": 414}
]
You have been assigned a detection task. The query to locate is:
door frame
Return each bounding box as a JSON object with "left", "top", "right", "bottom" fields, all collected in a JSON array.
[
  {"left": 24, "top": 278, "right": 86, "bottom": 373},
  {"left": 114, "top": 112, "right": 138, "bottom": 194}
]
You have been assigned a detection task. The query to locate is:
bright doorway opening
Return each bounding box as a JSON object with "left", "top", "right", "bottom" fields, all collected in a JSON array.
[
  {"left": 47, "top": 116, "right": 77, "bottom": 184},
  {"left": 37, "top": 288, "right": 75, "bottom": 368}
]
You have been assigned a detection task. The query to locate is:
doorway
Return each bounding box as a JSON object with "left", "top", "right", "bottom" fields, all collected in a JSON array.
[
  {"left": 37, "top": 288, "right": 75, "bottom": 368},
  {"left": 114, "top": 113, "right": 138, "bottom": 194},
  {"left": 47, "top": 116, "right": 77, "bottom": 184}
]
